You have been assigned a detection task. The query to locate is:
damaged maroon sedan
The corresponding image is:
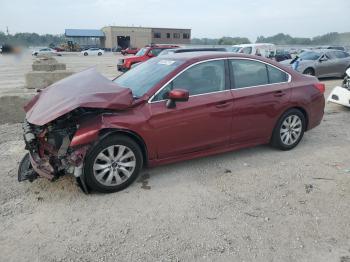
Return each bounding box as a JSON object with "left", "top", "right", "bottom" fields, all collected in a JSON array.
[{"left": 19, "top": 53, "right": 325, "bottom": 193}]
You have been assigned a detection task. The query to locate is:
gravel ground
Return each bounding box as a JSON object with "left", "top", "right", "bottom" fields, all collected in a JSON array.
[{"left": 0, "top": 54, "right": 349, "bottom": 261}]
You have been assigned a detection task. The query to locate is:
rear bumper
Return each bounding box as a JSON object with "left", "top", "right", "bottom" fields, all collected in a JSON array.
[
  {"left": 307, "top": 94, "right": 325, "bottom": 131},
  {"left": 327, "top": 86, "right": 350, "bottom": 107}
]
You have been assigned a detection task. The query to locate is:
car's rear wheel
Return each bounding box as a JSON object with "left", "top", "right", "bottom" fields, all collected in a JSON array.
[
  {"left": 98, "top": 52, "right": 102, "bottom": 56},
  {"left": 271, "top": 109, "right": 306, "bottom": 150},
  {"left": 303, "top": 68, "right": 315, "bottom": 76},
  {"left": 84, "top": 52, "right": 88, "bottom": 56},
  {"left": 84, "top": 135, "right": 143, "bottom": 193}
]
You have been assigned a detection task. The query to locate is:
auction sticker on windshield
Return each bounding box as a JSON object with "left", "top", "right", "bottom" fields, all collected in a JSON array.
[{"left": 158, "top": 60, "right": 176, "bottom": 66}]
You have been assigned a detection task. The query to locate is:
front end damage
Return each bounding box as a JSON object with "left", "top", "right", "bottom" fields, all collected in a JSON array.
[
  {"left": 18, "top": 109, "right": 104, "bottom": 193},
  {"left": 17, "top": 68, "right": 135, "bottom": 193},
  {"left": 328, "top": 79, "right": 350, "bottom": 108}
]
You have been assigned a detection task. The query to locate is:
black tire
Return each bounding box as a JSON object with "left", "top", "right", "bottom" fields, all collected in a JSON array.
[
  {"left": 84, "top": 135, "right": 143, "bottom": 193},
  {"left": 84, "top": 52, "right": 88, "bottom": 56},
  {"left": 98, "top": 52, "right": 102, "bottom": 56},
  {"left": 303, "top": 68, "right": 315, "bottom": 76},
  {"left": 271, "top": 109, "right": 306, "bottom": 150}
]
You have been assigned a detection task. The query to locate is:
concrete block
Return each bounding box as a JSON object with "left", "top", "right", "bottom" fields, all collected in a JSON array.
[
  {"left": 32, "top": 57, "right": 66, "bottom": 71},
  {"left": 25, "top": 70, "right": 73, "bottom": 89},
  {"left": 32, "top": 63, "right": 66, "bottom": 71},
  {"left": 0, "top": 94, "right": 33, "bottom": 124}
]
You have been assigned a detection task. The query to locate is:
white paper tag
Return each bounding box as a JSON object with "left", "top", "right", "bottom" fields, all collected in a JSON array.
[{"left": 158, "top": 60, "right": 176, "bottom": 65}]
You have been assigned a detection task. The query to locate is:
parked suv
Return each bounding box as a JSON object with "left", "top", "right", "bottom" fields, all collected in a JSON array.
[
  {"left": 121, "top": 47, "right": 139, "bottom": 55},
  {"left": 117, "top": 44, "right": 179, "bottom": 72}
]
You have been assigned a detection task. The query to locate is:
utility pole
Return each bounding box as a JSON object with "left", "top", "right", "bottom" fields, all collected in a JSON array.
[{"left": 6, "top": 26, "right": 9, "bottom": 35}]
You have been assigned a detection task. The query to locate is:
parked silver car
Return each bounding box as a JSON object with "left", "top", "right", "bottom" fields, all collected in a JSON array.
[{"left": 281, "top": 49, "right": 350, "bottom": 78}]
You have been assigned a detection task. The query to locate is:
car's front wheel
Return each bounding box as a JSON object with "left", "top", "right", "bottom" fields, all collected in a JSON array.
[
  {"left": 84, "top": 135, "right": 143, "bottom": 193},
  {"left": 271, "top": 109, "right": 306, "bottom": 150},
  {"left": 98, "top": 52, "right": 102, "bottom": 56},
  {"left": 84, "top": 52, "right": 88, "bottom": 56},
  {"left": 303, "top": 68, "right": 315, "bottom": 76}
]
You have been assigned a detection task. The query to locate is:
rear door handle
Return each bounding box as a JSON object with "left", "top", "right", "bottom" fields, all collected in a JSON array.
[
  {"left": 215, "top": 101, "right": 231, "bottom": 108},
  {"left": 273, "top": 90, "right": 286, "bottom": 97}
]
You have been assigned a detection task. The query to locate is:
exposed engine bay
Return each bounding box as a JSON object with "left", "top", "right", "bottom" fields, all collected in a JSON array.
[{"left": 19, "top": 108, "right": 112, "bottom": 192}]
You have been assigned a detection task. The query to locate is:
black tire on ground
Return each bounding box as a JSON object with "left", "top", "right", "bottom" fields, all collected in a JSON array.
[
  {"left": 98, "top": 52, "right": 102, "bottom": 56},
  {"left": 271, "top": 108, "right": 306, "bottom": 151},
  {"left": 84, "top": 52, "right": 88, "bottom": 56},
  {"left": 303, "top": 68, "right": 315, "bottom": 76},
  {"left": 84, "top": 135, "right": 143, "bottom": 193}
]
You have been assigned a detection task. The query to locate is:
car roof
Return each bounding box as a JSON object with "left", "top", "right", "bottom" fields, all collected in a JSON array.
[
  {"left": 307, "top": 49, "right": 342, "bottom": 53},
  {"left": 159, "top": 51, "right": 273, "bottom": 63},
  {"left": 168, "top": 47, "right": 227, "bottom": 53},
  {"left": 232, "top": 43, "right": 275, "bottom": 48},
  {"left": 146, "top": 45, "right": 179, "bottom": 49}
]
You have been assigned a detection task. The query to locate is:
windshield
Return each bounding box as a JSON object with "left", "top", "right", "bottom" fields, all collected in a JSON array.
[
  {"left": 299, "top": 51, "right": 321, "bottom": 60},
  {"left": 135, "top": 47, "right": 148, "bottom": 56},
  {"left": 113, "top": 58, "right": 184, "bottom": 98},
  {"left": 227, "top": 46, "right": 242, "bottom": 53}
]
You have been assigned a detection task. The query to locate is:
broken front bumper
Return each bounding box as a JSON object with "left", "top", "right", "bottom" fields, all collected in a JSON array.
[{"left": 327, "top": 86, "right": 350, "bottom": 107}]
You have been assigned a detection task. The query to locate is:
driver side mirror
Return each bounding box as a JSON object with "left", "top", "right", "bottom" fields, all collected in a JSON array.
[
  {"left": 147, "top": 52, "right": 155, "bottom": 57},
  {"left": 319, "top": 56, "right": 328, "bottom": 62},
  {"left": 166, "top": 89, "right": 189, "bottom": 108}
]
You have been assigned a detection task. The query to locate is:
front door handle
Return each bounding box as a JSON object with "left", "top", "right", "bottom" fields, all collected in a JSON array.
[{"left": 274, "top": 90, "right": 286, "bottom": 97}]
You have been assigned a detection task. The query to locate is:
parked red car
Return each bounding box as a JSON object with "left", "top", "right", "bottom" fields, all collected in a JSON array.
[
  {"left": 117, "top": 44, "right": 179, "bottom": 72},
  {"left": 121, "top": 47, "right": 139, "bottom": 56},
  {"left": 19, "top": 52, "right": 325, "bottom": 193}
]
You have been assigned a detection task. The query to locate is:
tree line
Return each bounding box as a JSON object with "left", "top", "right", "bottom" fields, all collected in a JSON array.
[
  {"left": 1, "top": 31, "right": 350, "bottom": 47},
  {"left": 256, "top": 32, "right": 350, "bottom": 45},
  {"left": 193, "top": 32, "right": 350, "bottom": 46},
  {"left": 0, "top": 32, "right": 65, "bottom": 47}
]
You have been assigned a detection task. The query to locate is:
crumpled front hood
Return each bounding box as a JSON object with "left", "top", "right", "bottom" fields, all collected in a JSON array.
[{"left": 24, "top": 68, "right": 134, "bottom": 126}]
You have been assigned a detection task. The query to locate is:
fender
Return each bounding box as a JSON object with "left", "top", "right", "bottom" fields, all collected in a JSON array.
[{"left": 70, "top": 113, "right": 141, "bottom": 147}]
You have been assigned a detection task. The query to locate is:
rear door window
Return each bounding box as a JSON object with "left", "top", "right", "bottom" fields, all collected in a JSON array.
[
  {"left": 230, "top": 59, "right": 268, "bottom": 88},
  {"left": 332, "top": 51, "right": 350, "bottom": 58},
  {"left": 230, "top": 59, "right": 288, "bottom": 88}
]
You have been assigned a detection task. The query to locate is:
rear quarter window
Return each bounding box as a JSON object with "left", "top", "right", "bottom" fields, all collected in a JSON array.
[{"left": 267, "top": 65, "right": 288, "bottom": 83}]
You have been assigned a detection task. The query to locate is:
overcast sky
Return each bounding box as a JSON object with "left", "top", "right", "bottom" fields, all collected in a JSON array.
[{"left": 0, "top": 0, "right": 348, "bottom": 41}]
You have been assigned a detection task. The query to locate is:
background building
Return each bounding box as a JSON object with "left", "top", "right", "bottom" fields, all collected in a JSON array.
[
  {"left": 64, "top": 29, "right": 105, "bottom": 49},
  {"left": 101, "top": 26, "right": 191, "bottom": 49},
  {"left": 65, "top": 26, "right": 191, "bottom": 49}
]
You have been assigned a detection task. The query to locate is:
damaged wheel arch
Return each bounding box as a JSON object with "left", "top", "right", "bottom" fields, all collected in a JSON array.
[{"left": 97, "top": 128, "right": 149, "bottom": 168}]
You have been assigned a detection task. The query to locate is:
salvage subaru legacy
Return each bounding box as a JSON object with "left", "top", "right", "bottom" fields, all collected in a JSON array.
[{"left": 19, "top": 53, "right": 325, "bottom": 193}]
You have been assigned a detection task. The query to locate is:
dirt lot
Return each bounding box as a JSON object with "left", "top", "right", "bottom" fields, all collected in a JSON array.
[{"left": 0, "top": 52, "right": 350, "bottom": 262}]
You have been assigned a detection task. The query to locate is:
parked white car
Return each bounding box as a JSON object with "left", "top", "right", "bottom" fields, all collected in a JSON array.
[
  {"left": 328, "top": 68, "right": 350, "bottom": 107},
  {"left": 228, "top": 43, "right": 276, "bottom": 58},
  {"left": 32, "top": 48, "right": 58, "bottom": 56},
  {"left": 81, "top": 48, "right": 104, "bottom": 56}
]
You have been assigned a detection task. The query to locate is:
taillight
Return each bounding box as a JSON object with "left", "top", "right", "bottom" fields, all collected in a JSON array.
[{"left": 313, "top": 83, "right": 325, "bottom": 94}]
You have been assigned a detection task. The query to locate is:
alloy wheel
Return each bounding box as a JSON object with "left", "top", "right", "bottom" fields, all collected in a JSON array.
[
  {"left": 279, "top": 115, "right": 302, "bottom": 145},
  {"left": 93, "top": 145, "right": 136, "bottom": 186}
]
